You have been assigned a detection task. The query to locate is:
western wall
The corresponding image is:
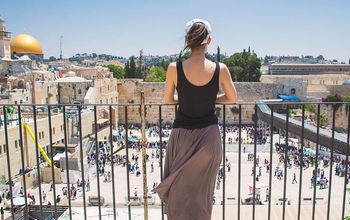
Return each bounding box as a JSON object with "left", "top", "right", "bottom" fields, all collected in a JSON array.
[{"left": 117, "top": 79, "right": 284, "bottom": 125}]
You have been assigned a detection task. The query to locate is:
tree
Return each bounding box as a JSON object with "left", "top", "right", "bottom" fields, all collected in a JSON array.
[
  {"left": 176, "top": 51, "right": 213, "bottom": 62},
  {"left": 160, "top": 59, "right": 170, "bottom": 70},
  {"left": 106, "top": 64, "right": 125, "bottom": 79},
  {"left": 145, "top": 66, "right": 166, "bottom": 82},
  {"left": 129, "top": 56, "right": 137, "bottom": 78},
  {"left": 177, "top": 51, "right": 190, "bottom": 62},
  {"left": 125, "top": 61, "right": 130, "bottom": 77},
  {"left": 49, "top": 56, "right": 56, "bottom": 61},
  {"left": 222, "top": 49, "right": 262, "bottom": 82},
  {"left": 217, "top": 46, "right": 220, "bottom": 62},
  {"left": 320, "top": 114, "right": 328, "bottom": 126}
]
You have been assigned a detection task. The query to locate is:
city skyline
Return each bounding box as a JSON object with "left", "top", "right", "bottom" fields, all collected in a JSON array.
[{"left": 1, "top": 0, "right": 350, "bottom": 62}]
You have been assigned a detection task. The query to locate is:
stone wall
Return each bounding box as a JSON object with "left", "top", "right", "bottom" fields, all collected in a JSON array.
[
  {"left": 320, "top": 104, "right": 349, "bottom": 130},
  {"left": 117, "top": 79, "right": 283, "bottom": 125},
  {"left": 58, "top": 81, "right": 93, "bottom": 104},
  {"left": 33, "top": 81, "right": 58, "bottom": 104}
]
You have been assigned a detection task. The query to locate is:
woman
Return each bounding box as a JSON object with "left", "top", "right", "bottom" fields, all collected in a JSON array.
[{"left": 152, "top": 18, "right": 237, "bottom": 220}]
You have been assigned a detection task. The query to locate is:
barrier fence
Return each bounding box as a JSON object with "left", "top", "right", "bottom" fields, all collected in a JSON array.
[{"left": 0, "top": 92, "right": 349, "bottom": 220}]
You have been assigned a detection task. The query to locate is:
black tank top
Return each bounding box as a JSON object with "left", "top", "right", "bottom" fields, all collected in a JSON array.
[{"left": 173, "top": 61, "right": 220, "bottom": 129}]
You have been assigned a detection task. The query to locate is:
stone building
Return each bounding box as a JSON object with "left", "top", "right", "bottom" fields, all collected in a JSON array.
[
  {"left": 32, "top": 81, "right": 58, "bottom": 104},
  {"left": 261, "top": 74, "right": 350, "bottom": 98},
  {"left": 0, "top": 16, "right": 11, "bottom": 60},
  {"left": 268, "top": 63, "right": 350, "bottom": 75},
  {"left": 84, "top": 77, "right": 119, "bottom": 128},
  {"left": 56, "top": 77, "right": 93, "bottom": 104},
  {"left": 0, "top": 113, "right": 65, "bottom": 179}
]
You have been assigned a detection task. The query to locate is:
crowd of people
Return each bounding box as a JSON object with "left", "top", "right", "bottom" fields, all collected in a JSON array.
[{"left": 1, "top": 123, "right": 349, "bottom": 211}]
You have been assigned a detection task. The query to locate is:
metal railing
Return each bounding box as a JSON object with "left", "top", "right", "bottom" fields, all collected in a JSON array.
[{"left": 0, "top": 92, "right": 349, "bottom": 220}]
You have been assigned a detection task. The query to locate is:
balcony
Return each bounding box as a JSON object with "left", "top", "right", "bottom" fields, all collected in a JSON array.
[{"left": 0, "top": 92, "right": 349, "bottom": 220}]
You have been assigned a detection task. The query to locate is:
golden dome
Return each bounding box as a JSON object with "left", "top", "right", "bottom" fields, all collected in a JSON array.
[{"left": 11, "top": 33, "right": 43, "bottom": 55}]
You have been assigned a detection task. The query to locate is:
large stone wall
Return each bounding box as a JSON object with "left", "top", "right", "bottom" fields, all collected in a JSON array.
[
  {"left": 117, "top": 79, "right": 283, "bottom": 125},
  {"left": 320, "top": 104, "right": 349, "bottom": 129}
]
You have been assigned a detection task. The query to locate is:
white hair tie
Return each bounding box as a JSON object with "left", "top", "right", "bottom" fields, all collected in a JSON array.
[{"left": 184, "top": 18, "right": 212, "bottom": 45}]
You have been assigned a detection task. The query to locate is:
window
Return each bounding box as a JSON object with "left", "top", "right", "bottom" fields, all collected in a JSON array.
[
  {"left": 0, "top": 145, "right": 2, "bottom": 154},
  {"left": 39, "top": 132, "right": 41, "bottom": 139},
  {"left": 291, "top": 88, "right": 296, "bottom": 95},
  {"left": 61, "top": 125, "right": 63, "bottom": 131},
  {"left": 78, "top": 89, "right": 82, "bottom": 94},
  {"left": 53, "top": 127, "right": 55, "bottom": 135},
  {"left": 15, "top": 140, "right": 18, "bottom": 149},
  {"left": 42, "top": 131, "right": 44, "bottom": 139},
  {"left": 111, "top": 98, "right": 113, "bottom": 103},
  {"left": 3, "top": 144, "right": 6, "bottom": 154},
  {"left": 100, "top": 100, "right": 102, "bottom": 104}
]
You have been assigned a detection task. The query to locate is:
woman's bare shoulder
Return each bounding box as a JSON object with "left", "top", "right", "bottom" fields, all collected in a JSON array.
[
  {"left": 168, "top": 62, "right": 177, "bottom": 70},
  {"left": 218, "top": 62, "right": 228, "bottom": 70}
]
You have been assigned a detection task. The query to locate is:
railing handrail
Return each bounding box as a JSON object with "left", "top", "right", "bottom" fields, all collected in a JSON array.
[{"left": 0, "top": 101, "right": 349, "bottom": 107}]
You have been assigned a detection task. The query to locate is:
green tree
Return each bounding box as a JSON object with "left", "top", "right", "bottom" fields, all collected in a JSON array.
[
  {"left": 124, "top": 56, "right": 137, "bottom": 78},
  {"left": 160, "top": 59, "right": 170, "bottom": 70},
  {"left": 129, "top": 56, "right": 137, "bottom": 78},
  {"left": 125, "top": 61, "right": 130, "bottom": 78},
  {"left": 145, "top": 66, "right": 166, "bottom": 82},
  {"left": 320, "top": 114, "right": 328, "bottom": 126},
  {"left": 176, "top": 51, "right": 213, "bottom": 62},
  {"left": 222, "top": 49, "right": 262, "bottom": 82},
  {"left": 106, "top": 64, "right": 125, "bottom": 79}
]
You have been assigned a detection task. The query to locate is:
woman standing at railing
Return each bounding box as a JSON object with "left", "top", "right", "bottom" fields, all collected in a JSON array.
[{"left": 152, "top": 18, "right": 237, "bottom": 220}]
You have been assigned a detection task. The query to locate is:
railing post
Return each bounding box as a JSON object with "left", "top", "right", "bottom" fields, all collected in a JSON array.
[{"left": 141, "top": 91, "right": 149, "bottom": 220}]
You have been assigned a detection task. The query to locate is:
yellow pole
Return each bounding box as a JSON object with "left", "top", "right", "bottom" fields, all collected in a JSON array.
[
  {"left": 141, "top": 91, "right": 148, "bottom": 220},
  {"left": 23, "top": 123, "right": 55, "bottom": 167}
]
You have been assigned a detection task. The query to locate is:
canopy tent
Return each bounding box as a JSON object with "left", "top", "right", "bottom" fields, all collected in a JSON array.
[
  {"left": 128, "top": 137, "right": 141, "bottom": 141},
  {"left": 303, "top": 150, "right": 314, "bottom": 155},
  {"left": 277, "top": 94, "right": 301, "bottom": 101}
]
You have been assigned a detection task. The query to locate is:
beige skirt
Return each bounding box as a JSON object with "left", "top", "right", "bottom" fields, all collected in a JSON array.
[{"left": 152, "top": 124, "right": 222, "bottom": 220}]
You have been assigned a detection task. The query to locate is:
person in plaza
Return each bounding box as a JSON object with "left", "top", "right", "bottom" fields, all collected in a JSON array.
[
  {"left": 292, "top": 173, "right": 297, "bottom": 184},
  {"left": 152, "top": 18, "right": 237, "bottom": 220},
  {"left": 265, "top": 188, "right": 269, "bottom": 202},
  {"left": 134, "top": 188, "right": 138, "bottom": 197},
  {"left": 56, "top": 195, "right": 61, "bottom": 203},
  {"left": 43, "top": 191, "right": 46, "bottom": 203},
  {"left": 86, "top": 179, "right": 90, "bottom": 192}
]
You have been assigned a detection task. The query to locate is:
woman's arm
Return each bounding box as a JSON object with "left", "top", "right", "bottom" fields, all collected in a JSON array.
[
  {"left": 164, "top": 62, "right": 178, "bottom": 104},
  {"left": 216, "top": 63, "right": 237, "bottom": 104}
]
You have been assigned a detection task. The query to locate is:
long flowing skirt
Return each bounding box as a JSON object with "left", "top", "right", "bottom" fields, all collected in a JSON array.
[{"left": 152, "top": 124, "right": 222, "bottom": 220}]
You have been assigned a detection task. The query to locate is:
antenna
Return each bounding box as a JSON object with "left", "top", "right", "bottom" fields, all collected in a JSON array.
[{"left": 60, "top": 36, "right": 63, "bottom": 60}]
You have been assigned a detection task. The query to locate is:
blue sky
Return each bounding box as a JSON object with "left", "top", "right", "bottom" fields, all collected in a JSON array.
[{"left": 1, "top": 0, "right": 349, "bottom": 62}]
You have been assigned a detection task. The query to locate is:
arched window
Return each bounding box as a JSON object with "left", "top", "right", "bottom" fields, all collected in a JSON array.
[{"left": 291, "top": 88, "right": 296, "bottom": 95}]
